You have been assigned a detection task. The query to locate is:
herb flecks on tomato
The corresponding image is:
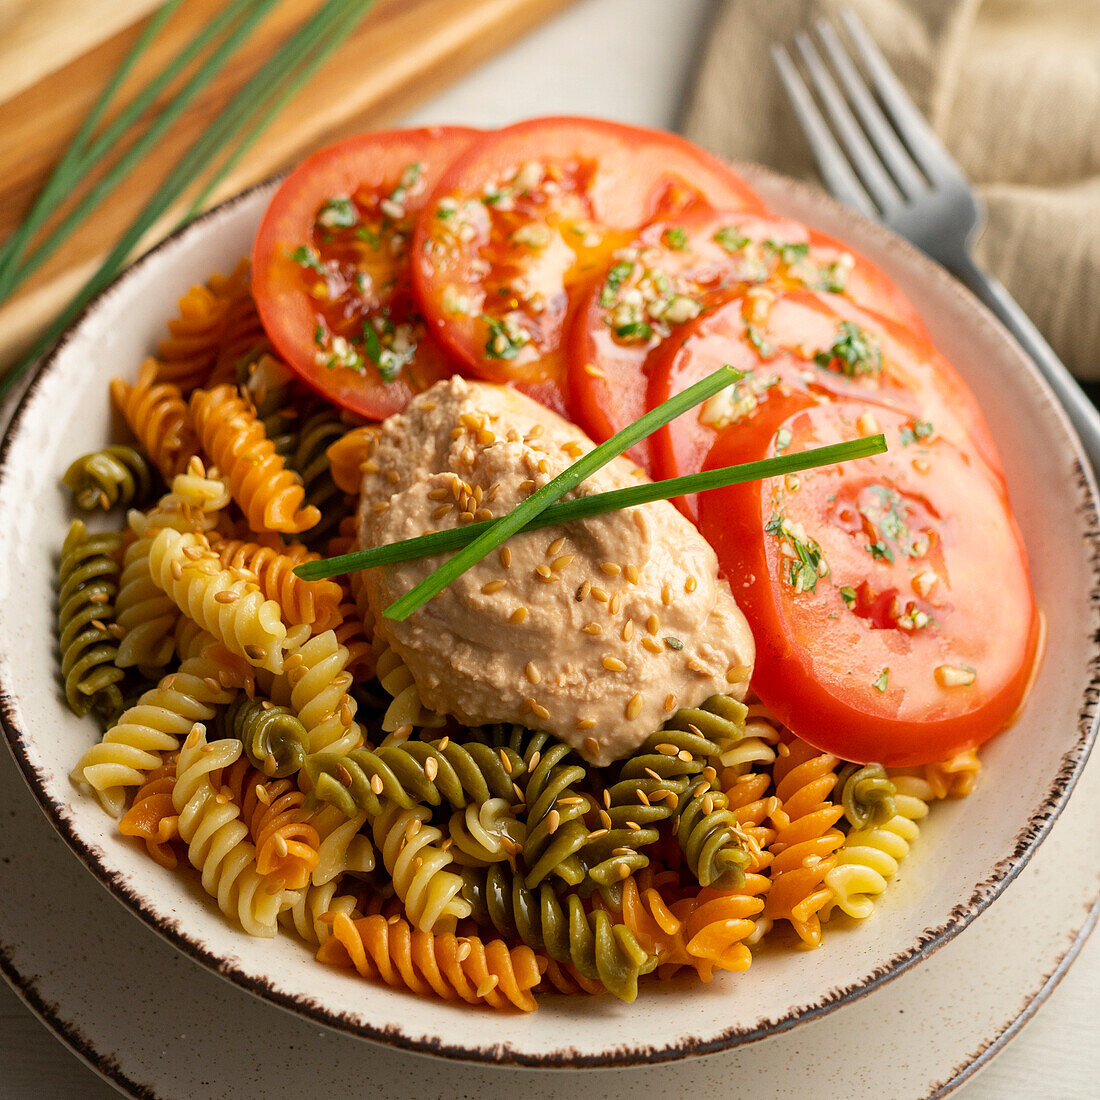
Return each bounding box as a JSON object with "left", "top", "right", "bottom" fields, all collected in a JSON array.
[
  {"left": 699, "top": 401, "right": 1038, "bottom": 767},
  {"left": 252, "top": 127, "right": 479, "bottom": 420}
]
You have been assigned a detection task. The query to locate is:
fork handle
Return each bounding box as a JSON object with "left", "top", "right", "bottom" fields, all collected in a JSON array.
[{"left": 947, "top": 251, "right": 1100, "bottom": 475}]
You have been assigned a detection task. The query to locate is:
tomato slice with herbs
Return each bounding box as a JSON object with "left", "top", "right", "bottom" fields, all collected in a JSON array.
[
  {"left": 411, "top": 117, "right": 766, "bottom": 415},
  {"left": 251, "top": 126, "right": 479, "bottom": 420},
  {"left": 567, "top": 210, "right": 925, "bottom": 453},
  {"left": 699, "top": 400, "right": 1039, "bottom": 766},
  {"left": 648, "top": 288, "right": 1003, "bottom": 518}
]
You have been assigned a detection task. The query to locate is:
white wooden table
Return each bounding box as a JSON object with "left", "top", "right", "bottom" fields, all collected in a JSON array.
[{"left": 1, "top": 1, "right": 1098, "bottom": 1095}]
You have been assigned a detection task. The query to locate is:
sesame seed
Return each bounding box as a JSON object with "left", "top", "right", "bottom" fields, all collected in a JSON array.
[
  {"left": 618, "top": 864, "right": 630, "bottom": 880},
  {"left": 456, "top": 941, "right": 471, "bottom": 963},
  {"left": 646, "top": 614, "right": 660, "bottom": 635},
  {"left": 591, "top": 587, "right": 609, "bottom": 603},
  {"left": 636, "top": 789, "right": 650, "bottom": 806},
  {"left": 214, "top": 590, "right": 238, "bottom": 604},
  {"left": 428, "top": 487, "right": 449, "bottom": 501},
  {"left": 582, "top": 622, "right": 602, "bottom": 635},
  {"left": 244, "top": 644, "right": 266, "bottom": 662},
  {"left": 509, "top": 607, "right": 528, "bottom": 624},
  {"left": 475, "top": 508, "right": 493, "bottom": 522},
  {"left": 576, "top": 718, "right": 596, "bottom": 730},
  {"left": 90, "top": 618, "right": 107, "bottom": 633},
  {"left": 513, "top": 782, "right": 525, "bottom": 802},
  {"left": 621, "top": 620, "right": 634, "bottom": 642},
  {"left": 685, "top": 575, "right": 697, "bottom": 593},
  {"left": 557, "top": 795, "right": 584, "bottom": 806},
  {"left": 600, "top": 562, "right": 621, "bottom": 575},
  {"left": 609, "top": 594, "right": 621, "bottom": 614},
  {"left": 547, "top": 537, "right": 567, "bottom": 557},
  {"left": 526, "top": 424, "right": 544, "bottom": 439},
  {"left": 424, "top": 756, "right": 439, "bottom": 782},
  {"left": 642, "top": 638, "right": 662, "bottom": 654},
  {"left": 656, "top": 743, "right": 678, "bottom": 756},
  {"left": 437, "top": 736, "right": 449, "bottom": 751},
  {"left": 499, "top": 547, "right": 511, "bottom": 568},
  {"left": 535, "top": 564, "right": 554, "bottom": 581},
  {"left": 701, "top": 794, "right": 715, "bottom": 815},
  {"left": 598, "top": 809, "right": 612, "bottom": 829},
  {"left": 88, "top": 591, "right": 109, "bottom": 604},
  {"left": 432, "top": 504, "right": 453, "bottom": 520},
  {"left": 187, "top": 455, "right": 206, "bottom": 478},
  {"left": 532, "top": 701, "right": 550, "bottom": 720},
  {"left": 583, "top": 736, "right": 600, "bottom": 757},
  {"left": 537, "top": 459, "right": 550, "bottom": 475},
  {"left": 459, "top": 510, "right": 476, "bottom": 523},
  {"left": 588, "top": 828, "right": 609, "bottom": 840},
  {"left": 661, "top": 584, "right": 672, "bottom": 605},
  {"left": 626, "top": 820, "right": 640, "bottom": 831},
  {"left": 626, "top": 693, "right": 643, "bottom": 720},
  {"left": 477, "top": 429, "right": 495, "bottom": 446},
  {"left": 602, "top": 789, "right": 612, "bottom": 809},
  {"left": 677, "top": 749, "right": 692, "bottom": 763},
  {"left": 551, "top": 554, "right": 574, "bottom": 572},
  {"left": 476, "top": 975, "right": 499, "bottom": 999},
  {"left": 182, "top": 544, "right": 203, "bottom": 560},
  {"left": 528, "top": 750, "right": 540, "bottom": 770},
  {"left": 519, "top": 479, "right": 537, "bottom": 493},
  {"left": 624, "top": 564, "right": 639, "bottom": 584},
  {"left": 371, "top": 774, "right": 384, "bottom": 795},
  {"left": 500, "top": 747, "right": 514, "bottom": 774},
  {"left": 170, "top": 559, "right": 183, "bottom": 581},
  {"left": 482, "top": 579, "right": 506, "bottom": 595},
  {"left": 584, "top": 362, "right": 605, "bottom": 377},
  {"left": 526, "top": 662, "right": 541, "bottom": 684},
  {"left": 546, "top": 809, "right": 561, "bottom": 834},
  {"left": 602, "top": 656, "right": 627, "bottom": 672}
]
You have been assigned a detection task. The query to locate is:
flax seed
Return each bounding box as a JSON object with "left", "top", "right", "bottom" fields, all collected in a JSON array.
[
  {"left": 776, "top": 742, "right": 791, "bottom": 757},
  {"left": 475, "top": 508, "right": 493, "bottom": 522},
  {"left": 575, "top": 581, "right": 592, "bottom": 601},
  {"left": 532, "top": 701, "right": 550, "bottom": 720},
  {"left": 170, "top": 559, "right": 183, "bottom": 581},
  {"left": 499, "top": 546, "right": 511, "bottom": 568},
  {"left": 618, "top": 863, "right": 631, "bottom": 879},
  {"left": 432, "top": 504, "right": 453, "bottom": 520},
  {"left": 244, "top": 644, "right": 266, "bottom": 662},
  {"left": 598, "top": 809, "right": 613, "bottom": 829},
  {"left": 662, "top": 583, "right": 672, "bottom": 605},
  {"left": 582, "top": 622, "right": 602, "bottom": 635},
  {"left": 456, "top": 941, "right": 472, "bottom": 963},
  {"left": 428, "top": 487, "right": 449, "bottom": 501},
  {"left": 685, "top": 575, "right": 697, "bottom": 593},
  {"left": 371, "top": 774, "right": 384, "bottom": 795},
  {"left": 642, "top": 637, "right": 662, "bottom": 654},
  {"left": 609, "top": 594, "right": 621, "bottom": 614},
  {"left": 424, "top": 756, "right": 439, "bottom": 782},
  {"left": 588, "top": 828, "right": 609, "bottom": 840},
  {"left": 624, "top": 564, "right": 639, "bottom": 584},
  {"left": 214, "top": 590, "right": 238, "bottom": 604}
]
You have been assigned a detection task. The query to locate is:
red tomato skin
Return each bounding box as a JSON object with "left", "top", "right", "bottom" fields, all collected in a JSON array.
[
  {"left": 648, "top": 289, "right": 1006, "bottom": 521},
  {"left": 411, "top": 117, "right": 767, "bottom": 414},
  {"left": 699, "top": 404, "right": 1040, "bottom": 767},
  {"left": 252, "top": 127, "right": 480, "bottom": 420}
]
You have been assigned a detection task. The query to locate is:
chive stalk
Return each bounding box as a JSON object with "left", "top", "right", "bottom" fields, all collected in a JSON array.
[
  {"left": 381, "top": 365, "right": 742, "bottom": 621},
  {"left": 294, "top": 434, "right": 887, "bottom": 581}
]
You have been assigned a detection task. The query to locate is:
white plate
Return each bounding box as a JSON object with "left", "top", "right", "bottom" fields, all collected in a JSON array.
[{"left": 0, "top": 164, "right": 1097, "bottom": 1063}]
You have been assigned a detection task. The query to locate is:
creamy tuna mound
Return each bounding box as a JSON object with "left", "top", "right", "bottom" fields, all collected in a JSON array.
[{"left": 358, "top": 377, "right": 755, "bottom": 765}]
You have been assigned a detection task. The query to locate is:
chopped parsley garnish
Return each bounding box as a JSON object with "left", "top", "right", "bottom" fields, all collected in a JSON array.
[
  {"left": 745, "top": 322, "right": 775, "bottom": 357},
  {"left": 354, "top": 225, "right": 381, "bottom": 248},
  {"left": 866, "top": 540, "right": 895, "bottom": 563},
  {"left": 663, "top": 226, "right": 688, "bottom": 250},
  {"left": 288, "top": 245, "right": 325, "bottom": 274},
  {"left": 313, "top": 323, "right": 325, "bottom": 347},
  {"left": 317, "top": 196, "right": 357, "bottom": 228},
  {"left": 599, "top": 260, "right": 635, "bottom": 308},
  {"left": 765, "top": 512, "right": 828, "bottom": 593},
  {"left": 775, "top": 427, "right": 792, "bottom": 453},
  {"left": 764, "top": 239, "right": 810, "bottom": 265},
  {"left": 872, "top": 668, "right": 889, "bottom": 693},
  {"left": 614, "top": 320, "right": 654, "bottom": 342},
  {"left": 839, "top": 585, "right": 857, "bottom": 608},
  {"left": 664, "top": 636, "right": 684, "bottom": 651},
  {"left": 861, "top": 485, "right": 927, "bottom": 559},
  {"left": 361, "top": 319, "right": 416, "bottom": 383},
  {"left": 482, "top": 314, "right": 530, "bottom": 360},
  {"left": 900, "top": 420, "right": 934, "bottom": 446},
  {"left": 714, "top": 225, "right": 750, "bottom": 253},
  {"left": 817, "top": 259, "right": 850, "bottom": 293},
  {"left": 814, "top": 321, "right": 883, "bottom": 377}
]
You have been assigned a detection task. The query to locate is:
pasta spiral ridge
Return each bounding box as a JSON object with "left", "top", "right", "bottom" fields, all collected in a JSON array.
[
  {"left": 71, "top": 635, "right": 249, "bottom": 816},
  {"left": 277, "top": 630, "right": 363, "bottom": 755},
  {"left": 375, "top": 639, "right": 445, "bottom": 732},
  {"left": 326, "top": 424, "right": 381, "bottom": 494},
  {"left": 190, "top": 384, "right": 319, "bottom": 534},
  {"left": 836, "top": 763, "right": 896, "bottom": 830},
  {"left": 459, "top": 864, "right": 655, "bottom": 1003},
  {"left": 287, "top": 407, "right": 356, "bottom": 549},
  {"left": 212, "top": 538, "right": 342, "bottom": 632},
  {"left": 110, "top": 360, "right": 199, "bottom": 480},
  {"left": 372, "top": 801, "right": 471, "bottom": 932},
  {"left": 221, "top": 694, "right": 309, "bottom": 778},
  {"left": 304, "top": 734, "right": 524, "bottom": 819},
  {"left": 318, "top": 911, "right": 542, "bottom": 1011},
  {"left": 63, "top": 445, "right": 154, "bottom": 512},
  {"left": 822, "top": 776, "right": 930, "bottom": 921},
  {"left": 447, "top": 798, "right": 526, "bottom": 867},
  {"left": 57, "top": 520, "right": 125, "bottom": 721},
  {"left": 117, "top": 759, "right": 180, "bottom": 869},
  {"left": 762, "top": 737, "right": 846, "bottom": 947},
  {"left": 173, "top": 726, "right": 283, "bottom": 935},
  {"left": 148, "top": 528, "right": 288, "bottom": 673}
]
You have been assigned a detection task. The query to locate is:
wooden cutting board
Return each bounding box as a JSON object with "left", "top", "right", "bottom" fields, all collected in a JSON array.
[{"left": 0, "top": 0, "right": 579, "bottom": 379}]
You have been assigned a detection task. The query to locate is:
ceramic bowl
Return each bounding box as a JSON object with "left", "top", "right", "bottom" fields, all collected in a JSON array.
[{"left": 1, "top": 165, "right": 1096, "bottom": 1065}]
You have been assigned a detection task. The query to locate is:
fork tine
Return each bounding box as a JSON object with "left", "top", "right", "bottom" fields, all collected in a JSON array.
[
  {"left": 814, "top": 20, "right": 927, "bottom": 200},
  {"left": 839, "top": 9, "right": 963, "bottom": 182},
  {"left": 793, "top": 31, "right": 900, "bottom": 213},
  {"left": 770, "top": 44, "right": 876, "bottom": 218}
]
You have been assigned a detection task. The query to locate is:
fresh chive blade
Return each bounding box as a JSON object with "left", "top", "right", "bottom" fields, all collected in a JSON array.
[
  {"left": 0, "top": 0, "right": 372, "bottom": 403},
  {"left": 182, "top": 0, "right": 373, "bottom": 222},
  {"left": 381, "top": 365, "right": 743, "bottom": 622},
  {"left": 0, "top": 0, "right": 189, "bottom": 283},
  {"left": 0, "top": 0, "right": 281, "bottom": 303},
  {"left": 294, "top": 434, "right": 887, "bottom": 581}
]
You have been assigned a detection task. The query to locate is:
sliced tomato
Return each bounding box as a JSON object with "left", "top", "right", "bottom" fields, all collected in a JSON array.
[
  {"left": 648, "top": 288, "right": 1004, "bottom": 518},
  {"left": 410, "top": 117, "right": 766, "bottom": 415},
  {"left": 251, "top": 126, "right": 479, "bottom": 420},
  {"left": 699, "top": 401, "right": 1039, "bottom": 766},
  {"left": 567, "top": 210, "right": 925, "bottom": 454}
]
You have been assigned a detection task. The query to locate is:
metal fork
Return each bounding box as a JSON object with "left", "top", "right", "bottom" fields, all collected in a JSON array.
[{"left": 771, "top": 10, "right": 1100, "bottom": 472}]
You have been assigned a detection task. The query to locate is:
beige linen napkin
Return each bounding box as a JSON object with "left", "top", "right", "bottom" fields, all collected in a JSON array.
[{"left": 683, "top": 0, "right": 1100, "bottom": 380}]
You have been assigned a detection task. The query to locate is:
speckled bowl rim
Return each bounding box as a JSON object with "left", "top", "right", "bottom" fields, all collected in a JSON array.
[{"left": 1, "top": 165, "right": 1098, "bottom": 1067}]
